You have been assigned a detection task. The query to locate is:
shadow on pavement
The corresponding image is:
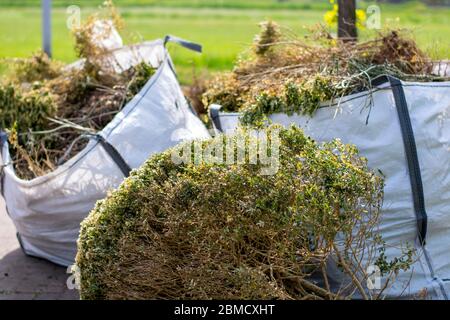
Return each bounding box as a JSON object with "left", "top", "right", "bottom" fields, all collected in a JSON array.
[{"left": 0, "top": 248, "right": 79, "bottom": 300}]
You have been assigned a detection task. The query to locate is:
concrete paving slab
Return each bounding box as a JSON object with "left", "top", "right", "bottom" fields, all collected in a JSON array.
[{"left": 0, "top": 197, "right": 79, "bottom": 300}]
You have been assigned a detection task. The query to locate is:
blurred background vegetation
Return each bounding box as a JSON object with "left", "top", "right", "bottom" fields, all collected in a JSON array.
[{"left": 0, "top": 0, "right": 449, "bottom": 83}]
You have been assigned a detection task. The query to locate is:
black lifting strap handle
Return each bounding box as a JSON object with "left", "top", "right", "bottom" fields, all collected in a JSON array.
[
  {"left": 0, "top": 131, "right": 8, "bottom": 197},
  {"left": 96, "top": 135, "right": 131, "bottom": 178},
  {"left": 387, "top": 76, "right": 428, "bottom": 246},
  {"left": 209, "top": 104, "right": 223, "bottom": 132},
  {"left": 163, "top": 35, "right": 202, "bottom": 53}
]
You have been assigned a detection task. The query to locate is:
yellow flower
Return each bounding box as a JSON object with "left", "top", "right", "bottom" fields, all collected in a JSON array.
[
  {"left": 324, "top": 4, "right": 367, "bottom": 30},
  {"left": 356, "top": 9, "right": 367, "bottom": 30},
  {"left": 323, "top": 4, "right": 338, "bottom": 27}
]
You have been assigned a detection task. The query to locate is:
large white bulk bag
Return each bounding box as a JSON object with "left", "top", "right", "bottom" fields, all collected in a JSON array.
[
  {"left": 209, "top": 76, "right": 450, "bottom": 299},
  {"left": 0, "top": 37, "right": 210, "bottom": 267}
]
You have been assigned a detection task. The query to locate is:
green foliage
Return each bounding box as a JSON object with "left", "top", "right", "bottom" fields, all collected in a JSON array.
[
  {"left": 240, "top": 76, "right": 338, "bottom": 127},
  {"left": 203, "top": 25, "right": 447, "bottom": 126},
  {"left": 253, "top": 20, "right": 281, "bottom": 56},
  {"left": 0, "top": 84, "right": 59, "bottom": 177},
  {"left": 8, "top": 51, "right": 62, "bottom": 84},
  {"left": 201, "top": 72, "right": 244, "bottom": 112},
  {"left": 126, "top": 61, "right": 156, "bottom": 97},
  {"left": 1, "top": 1, "right": 449, "bottom": 84},
  {"left": 72, "top": 1, "right": 125, "bottom": 80},
  {"left": 76, "top": 125, "right": 411, "bottom": 300},
  {"left": 1, "top": 58, "right": 156, "bottom": 180},
  {"left": 0, "top": 84, "right": 56, "bottom": 135},
  {"left": 240, "top": 93, "right": 285, "bottom": 127},
  {"left": 375, "top": 244, "right": 415, "bottom": 276},
  {"left": 0, "top": 2, "right": 156, "bottom": 180}
]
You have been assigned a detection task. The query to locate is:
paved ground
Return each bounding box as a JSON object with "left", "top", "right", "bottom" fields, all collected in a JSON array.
[{"left": 0, "top": 198, "right": 79, "bottom": 300}]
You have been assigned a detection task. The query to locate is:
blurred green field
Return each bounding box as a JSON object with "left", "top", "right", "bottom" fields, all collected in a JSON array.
[{"left": 0, "top": 0, "right": 449, "bottom": 83}]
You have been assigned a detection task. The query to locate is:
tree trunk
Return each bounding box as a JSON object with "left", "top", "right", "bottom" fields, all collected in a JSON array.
[{"left": 338, "top": 0, "right": 357, "bottom": 42}]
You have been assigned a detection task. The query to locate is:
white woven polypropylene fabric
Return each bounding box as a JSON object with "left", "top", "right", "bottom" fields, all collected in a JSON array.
[
  {"left": 211, "top": 80, "right": 450, "bottom": 299},
  {"left": 0, "top": 40, "right": 210, "bottom": 266}
]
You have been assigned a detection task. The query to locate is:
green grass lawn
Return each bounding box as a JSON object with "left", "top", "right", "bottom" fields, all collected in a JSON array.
[{"left": 0, "top": 0, "right": 449, "bottom": 83}]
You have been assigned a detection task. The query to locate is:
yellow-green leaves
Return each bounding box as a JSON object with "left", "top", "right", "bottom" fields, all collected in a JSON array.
[{"left": 76, "top": 125, "right": 396, "bottom": 300}]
